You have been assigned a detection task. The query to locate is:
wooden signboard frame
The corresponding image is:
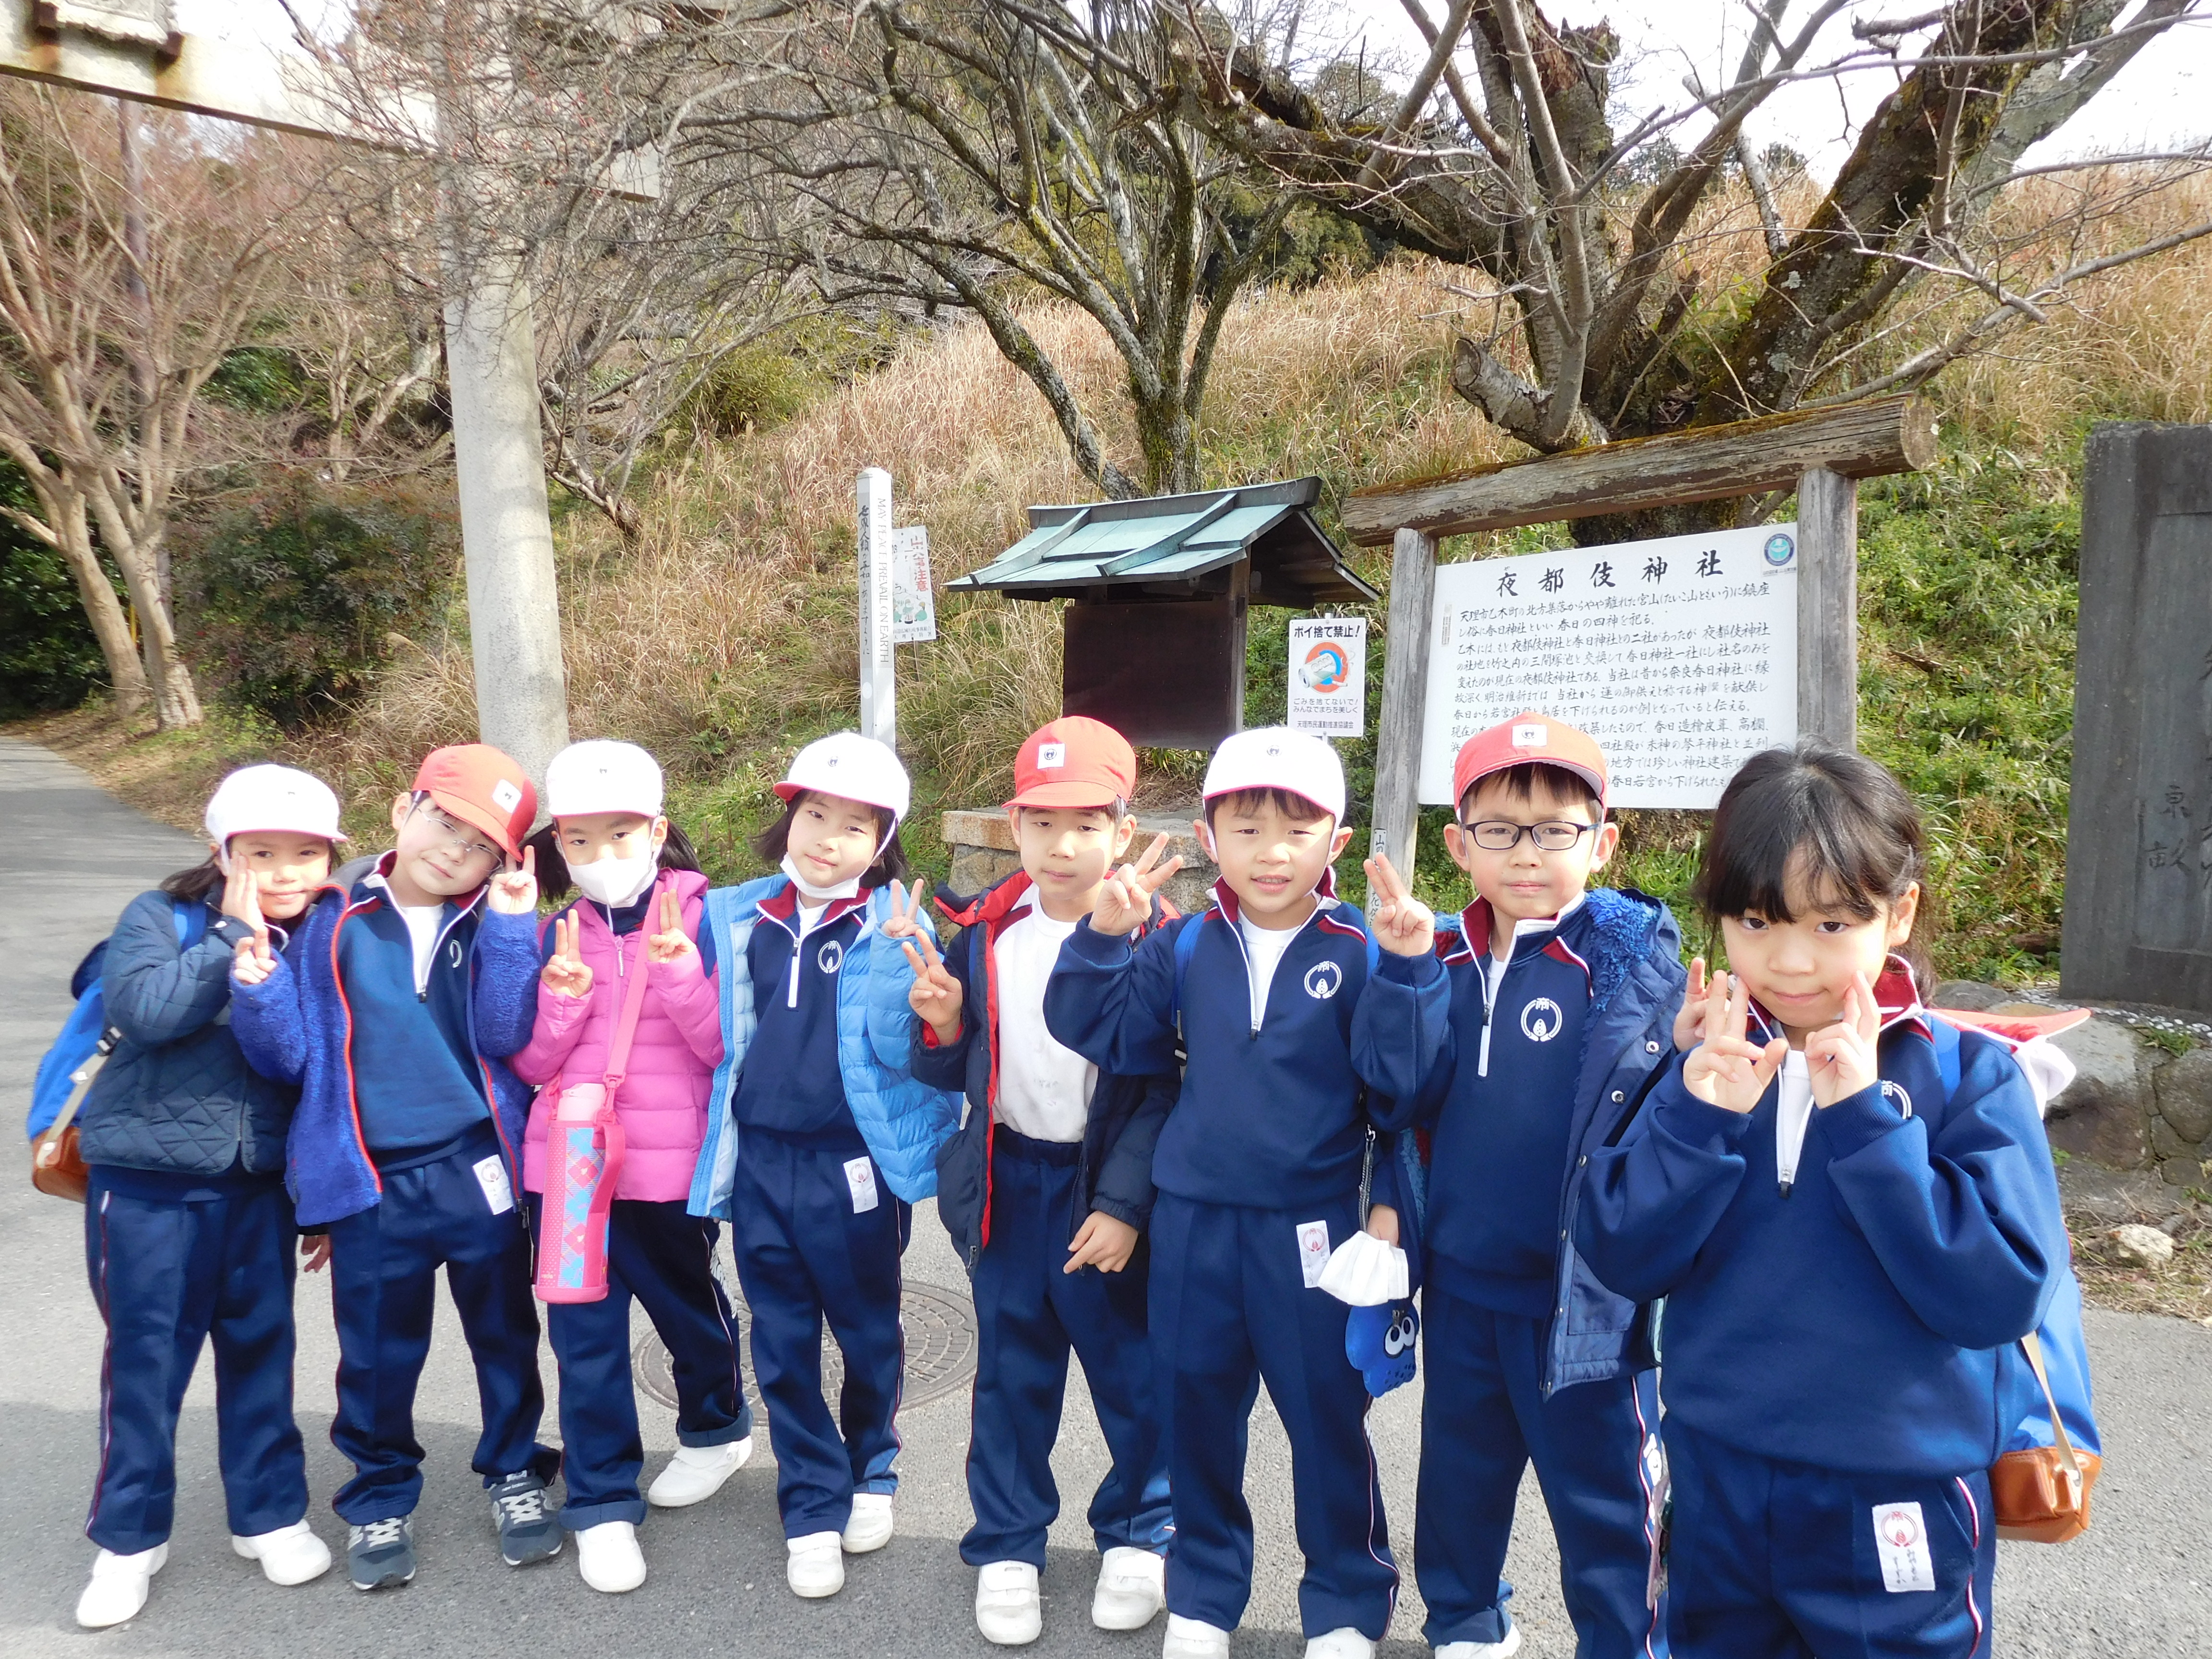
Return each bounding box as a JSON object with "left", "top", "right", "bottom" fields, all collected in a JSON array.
[{"left": 1344, "top": 396, "right": 1937, "bottom": 878}]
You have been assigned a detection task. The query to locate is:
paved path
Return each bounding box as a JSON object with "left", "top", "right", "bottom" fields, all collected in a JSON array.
[{"left": 1, "top": 735, "right": 2205, "bottom": 1657}]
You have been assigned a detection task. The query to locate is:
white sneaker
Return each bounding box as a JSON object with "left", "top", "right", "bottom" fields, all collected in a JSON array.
[
  {"left": 76, "top": 1544, "right": 167, "bottom": 1629},
  {"left": 975, "top": 1560, "right": 1042, "bottom": 1646},
  {"left": 231, "top": 1519, "right": 332, "bottom": 1587},
  {"left": 1094, "top": 1545, "right": 1167, "bottom": 1630},
  {"left": 787, "top": 1530, "right": 846, "bottom": 1598},
  {"left": 1306, "top": 1629, "right": 1374, "bottom": 1659},
  {"left": 576, "top": 1521, "right": 647, "bottom": 1593},
  {"left": 1436, "top": 1628, "right": 1524, "bottom": 1658},
  {"left": 1163, "top": 1612, "right": 1233, "bottom": 1659},
  {"left": 841, "top": 1491, "right": 894, "bottom": 1554},
  {"left": 647, "top": 1436, "right": 754, "bottom": 1508}
]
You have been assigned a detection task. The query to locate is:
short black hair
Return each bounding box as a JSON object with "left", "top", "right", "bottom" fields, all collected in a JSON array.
[
  {"left": 1456, "top": 762, "right": 1601, "bottom": 823},
  {"left": 525, "top": 817, "right": 704, "bottom": 904},
  {"left": 1695, "top": 739, "right": 1931, "bottom": 987},
  {"left": 1203, "top": 787, "right": 1334, "bottom": 831},
  {"left": 752, "top": 791, "right": 911, "bottom": 889}
]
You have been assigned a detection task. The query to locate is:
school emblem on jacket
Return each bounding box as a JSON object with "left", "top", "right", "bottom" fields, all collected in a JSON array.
[
  {"left": 1881, "top": 1079, "right": 1914, "bottom": 1118},
  {"left": 1304, "top": 960, "right": 1344, "bottom": 1000},
  {"left": 817, "top": 938, "right": 845, "bottom": 976},
  {"left": 1520, "top": 997, "right": 1564, "bottom": 1041}
]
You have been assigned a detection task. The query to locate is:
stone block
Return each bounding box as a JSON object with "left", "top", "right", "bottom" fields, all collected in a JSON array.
[
  {"left": 2152, "top": 1045, "right": 2212, "bottom": 1144},
  {"left": 2158, "top": 1155, "right": 2209, "bottom": 1188},
  {"left": 2150, "top": 1114, "right": 2196, "bottom": 1161},
  {"left": 2044, "top": 1015, "right": 2152, "bottom": 1170},
  {"left": 938, "top": 808, "right": 1218, "bottom": 919},
  {"left": 1930, "top": 980, "right": 2009, "bottom": 1010}
]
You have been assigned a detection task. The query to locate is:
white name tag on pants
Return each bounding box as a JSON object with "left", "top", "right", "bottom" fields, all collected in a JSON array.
[
  {"left": 1872, "top": 1502, "right": 1936, "bottom": 1592},
  {"left": 1296, "top": 1220, "right": 1332, "bottom": 1287},
  {"left": 844, "top": 1155, "right": 880, "bottom": 1214},
  {"left": 473, "top": 1154, "right": 516, "bottom": 1216}
]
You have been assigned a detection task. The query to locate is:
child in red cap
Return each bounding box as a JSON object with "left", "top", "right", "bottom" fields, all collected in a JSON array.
[
  {"left": 905, "top": 717, "right": 1179, "bottom": 1646},
  {"left": 1377, "top": 712, "right": 1685, "bottom": 1659},
  {"left": 230, "top": 744, "right": 561, "bottom": 1593}
]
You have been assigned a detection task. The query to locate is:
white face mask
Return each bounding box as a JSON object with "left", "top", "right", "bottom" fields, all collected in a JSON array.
[{"left": 571, "top": 853, "right": 657, "bottom": 908}]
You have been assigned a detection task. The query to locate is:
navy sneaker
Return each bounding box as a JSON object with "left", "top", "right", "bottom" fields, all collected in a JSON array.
[
  {"left": 348, "top": 1516, "right": 416, "bottom": 1591},
  {"left": 488, "top": 1471, "right": 561, "bottom": 1567}
]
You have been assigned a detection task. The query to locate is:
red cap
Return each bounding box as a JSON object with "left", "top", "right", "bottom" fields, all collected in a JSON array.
[
  {"left": 1452, "top": 712, "right": 1609, "bottom": 815},
  {"left": 1006, "top": 717, "right": 1137, "bottom": 811},
  {"left": 412, "top": 744, "right": 537, "bottom": 864}
]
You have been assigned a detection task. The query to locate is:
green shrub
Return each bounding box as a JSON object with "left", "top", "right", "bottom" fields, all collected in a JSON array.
[
  {"left": 0, "top": 533, "right": 109, "bottom": 715},
  {"left": 174, "top": 473, "right": 460, "bottom": 729}
]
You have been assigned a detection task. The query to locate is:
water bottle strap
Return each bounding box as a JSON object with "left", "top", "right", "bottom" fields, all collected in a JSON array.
[{"left": 600, "top": 888, "right": 659, "bottom": 1105}]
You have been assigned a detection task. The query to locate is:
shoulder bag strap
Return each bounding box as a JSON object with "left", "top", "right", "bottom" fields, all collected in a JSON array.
[{"left": 2019, "top": 1329, "right": 2085, "bottom": 1501}]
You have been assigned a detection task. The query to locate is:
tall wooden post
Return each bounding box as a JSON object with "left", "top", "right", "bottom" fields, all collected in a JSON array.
[
  {"left": 1796, "top": 465, "right": 1859, "bottom": 748},
  {"left": 1369, "top": 526, "right": 1437, "bottom": 892}
]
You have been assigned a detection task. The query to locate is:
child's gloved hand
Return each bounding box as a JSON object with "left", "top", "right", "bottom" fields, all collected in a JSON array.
[
  {"left": 645, "top": 889, "right": 697, "bottom": 969},
  {"left": 1065, "top": 1210, "right": 1140, "bottom": 1274},
  {"left": 900, "top": 925, "right": 963, "bottom": 1046},
  {"left": 487, "top": 846, "right": 540, "bottom": 915},
  {"left": 541, "top": 913, "right": 594, "bottom": 999},
  {"left": 1346, "top": 1299, "right": 1420, "bottom": 1396},
  {"left": 1361, "top": 852, "right": 1434, "bottom": 958}
]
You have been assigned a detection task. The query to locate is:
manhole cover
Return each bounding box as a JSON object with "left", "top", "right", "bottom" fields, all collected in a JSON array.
[{"left": 635, "top": 1278, "right": 978, "bottom": 1414}]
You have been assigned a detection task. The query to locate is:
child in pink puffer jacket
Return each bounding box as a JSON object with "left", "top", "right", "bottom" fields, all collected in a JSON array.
[{"left": 511, "top": 741, "right": 751, "bottom": 1595}]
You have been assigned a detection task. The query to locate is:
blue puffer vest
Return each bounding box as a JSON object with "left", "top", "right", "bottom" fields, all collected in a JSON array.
[{"left": 688, "top": 876, "right": 961, "bottom": 1218}]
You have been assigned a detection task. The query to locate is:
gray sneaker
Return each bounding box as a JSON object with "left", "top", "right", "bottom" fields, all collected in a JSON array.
[
  {"left": 348, "top": 1516, "right": 416, "bottom": 1590},
  {"left": 488, "top": 1471, "right": 561, "bottom": 1567}
]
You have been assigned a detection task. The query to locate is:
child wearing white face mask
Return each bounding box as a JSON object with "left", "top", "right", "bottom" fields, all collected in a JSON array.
[{"left": 510, "top": 741, "right": 752, "bottom": 1595}]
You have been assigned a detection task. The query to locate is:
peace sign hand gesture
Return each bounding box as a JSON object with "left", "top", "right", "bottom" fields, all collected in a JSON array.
[
  {"left": 222, "top": 858, "right": 277, "bottom": 985},
  {"left": 1805, "top": 972, "right": 1881, "bottom": 1107},
  {"left": 879, "top": 878, "right": 935, "bottom": 945},
  {"left": 1093, "top": 834, "right": 1182, "bottom": 938},
  {"left": 541, "top": 912, "right": 594, "bottom": 999},
  {"left": 486, "top": 846, "right": 539, "bottom": 915},
  {"left": 1362, "top": 851, "right": 1434, "bottom": 958},
  {"left": 1679, "top": 969, "right": 1788, "bottom": 1115},
  {"left": 645, "top": 888, "right": 696, "bottom": 968},
  {"left": 900, "top": 925, "right": 964, "bottom": 1046}
]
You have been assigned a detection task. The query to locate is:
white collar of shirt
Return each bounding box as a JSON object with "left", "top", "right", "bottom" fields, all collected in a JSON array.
[{"left": 367, "top": 872, "right": 451, "bottom": 996}]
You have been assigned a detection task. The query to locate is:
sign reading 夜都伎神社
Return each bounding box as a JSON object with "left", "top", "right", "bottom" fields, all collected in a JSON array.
[{"left": 1418, "top": 522, "right": 1801, "bottom": 810}]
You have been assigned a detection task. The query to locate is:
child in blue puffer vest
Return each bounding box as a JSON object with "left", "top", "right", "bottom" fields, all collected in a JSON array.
[{"left": 687, "top": 733, "right": 959, "bottom": 1602}]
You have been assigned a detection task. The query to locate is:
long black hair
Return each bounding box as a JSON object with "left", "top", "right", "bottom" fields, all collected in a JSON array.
[
  {"left": 1695, "top": 739, "right": 1932, "bottom": 989},
  {"left": 525, "top": 816, "right": 705, "bottom": 904},
  {"left": 752, "top": 791, "right": 911, "bottom": 889},
  {"left": 160, "top": 856, "right": 226, "bottom": 905}
]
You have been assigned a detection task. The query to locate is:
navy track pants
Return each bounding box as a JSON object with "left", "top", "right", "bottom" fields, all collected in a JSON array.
[
  {"left": 83, "top": 1173, "right": 308, "bottom": 1553},
  {"left": 324, "top": 1130, "right": 555, "bottom": 1523},
  {"left": 1416, "top": 1284, "right": 1666, "bottom": 1655},
  {"left": 528, "top": 1194, "right": 753, "bottom": 1528},
  {"left": 728, "top": 1129, "right": 908, "bottom": 1539},
  {"left": 1662, "top": 1416, "right": 1996, "bottom": 1659},
  {"left": 1148, "top": 1190, "right": 1396, "bottom": 1640},
  {"left": 961, "top": 1127, "right": 1171, "bottom": 1569}
]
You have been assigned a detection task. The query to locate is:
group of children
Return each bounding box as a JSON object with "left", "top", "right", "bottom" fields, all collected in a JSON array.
[{"left": 58, "top": 704, "right": 2071, "bottom": 1659}]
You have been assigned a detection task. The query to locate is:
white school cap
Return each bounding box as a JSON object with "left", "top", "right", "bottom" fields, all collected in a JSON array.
[
  {"left": 1202, "top": 726, "right": 1346, "bottom": 823},
  {"left": 776, "top": 732, "right": 912, "bottom": 834},
  {"left": 545, "top": 740, "right": 665, "bottom": 819},
  {"left": 204, "top": 764, "right": 348, "bottom": 847}
]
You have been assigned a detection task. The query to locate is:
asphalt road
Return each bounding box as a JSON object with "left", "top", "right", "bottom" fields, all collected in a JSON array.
[{"left": 2, "top": 734, "right": 2205, "bottom": 1657}]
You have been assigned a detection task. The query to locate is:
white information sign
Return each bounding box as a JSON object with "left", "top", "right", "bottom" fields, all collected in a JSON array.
[
  {"left": 1418, "top": 522, "right": 1800, "bottom": 809},
  {"left": 1288, "top": 617, "right": 1369, "bottom": 738},
  {"left": 891, "top": 525, "right": 938, "bottom": 644},
  {"left": 857, "top": 468, "right": 896, "bottom": 745}
]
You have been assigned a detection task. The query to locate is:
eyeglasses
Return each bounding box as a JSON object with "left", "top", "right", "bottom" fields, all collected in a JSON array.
[
  {"left": 413, "top": 800, "right": 503, "bottom": 864},
  {"left": 1459, "top": 819, "right": 1598, "bottom": 852}
]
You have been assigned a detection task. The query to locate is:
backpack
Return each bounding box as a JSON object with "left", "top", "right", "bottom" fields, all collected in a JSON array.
[
  {"left": 1928, "top": 1010, "right": 2102, "bottom": 1543},
  {"left": 27, "top": 899, "right": 206, "bottom": 1199}
]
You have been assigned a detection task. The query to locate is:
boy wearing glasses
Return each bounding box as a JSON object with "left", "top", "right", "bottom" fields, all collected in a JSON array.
[
  {"left": 231, "top": 745, "right": 559, "bottom": 1592},
  {"left": 1387, "top": 714, "right": 1685, "bottom": 1659}
]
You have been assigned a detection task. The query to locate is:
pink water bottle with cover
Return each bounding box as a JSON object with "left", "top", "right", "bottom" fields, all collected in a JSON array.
[{"left": 535, "top": 924, "right": 650, "bottom": 1304}]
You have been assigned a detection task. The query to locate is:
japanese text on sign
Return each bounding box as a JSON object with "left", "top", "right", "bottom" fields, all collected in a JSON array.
[
  {"left": 1288, "top": 617, "right": 1368, "bottom": 738},
  {"left": 1418, "top": 523, "right": 1801, "bottom": 809},
  {"left": 892, "top": 525, "right": 937, "bottom": 644}
]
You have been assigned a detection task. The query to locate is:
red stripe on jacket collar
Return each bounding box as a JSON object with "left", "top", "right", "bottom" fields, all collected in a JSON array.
[
  {"left": 1746, "top": 955, "right": 1928, "bottom": 1041},
  {"left": 936, "top": 869, "right": 1036, "bottom": 931},
  {"left": 758, "top": 881, "right": 870, "bottom": 929}
]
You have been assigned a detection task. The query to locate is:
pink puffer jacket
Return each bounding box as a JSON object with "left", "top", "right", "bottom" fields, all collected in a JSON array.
[{"left": 511, "top": 868, "right": 724, "bottom": 1202}]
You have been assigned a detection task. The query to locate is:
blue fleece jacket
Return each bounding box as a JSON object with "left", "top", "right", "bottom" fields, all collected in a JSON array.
[
  {"left": 730, "top": 889, "right": 869, "bottom": 1140},
  {"left": 337, "top": 894, "right": 490, "bottom": 1154},
  {"left": 1575, "top": 986, "right": 2067, "bottom": 1476},
  {"left": 1045, "top": 881, "right": 1449, "bottom": 1211},
  {"left": 228, "top": 854, "right": 541, "bottom": 1226}
]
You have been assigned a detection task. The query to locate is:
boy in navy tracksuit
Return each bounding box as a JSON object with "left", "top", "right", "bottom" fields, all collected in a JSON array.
[
  {"left": 1576, "top": 740, "right": 2068, "bottom": 1658},
  {"left": 231, "top": 745, "right": 558, "bottom": 1592},
  {"left": 1383, "top": 714, "right": 1683, "bottom": 1659},
  {"left": 1046, "top": 727, "right": 1450, "bottom": 1659},
  {"left": 908, "top": 718, "right": 1178, "bottom": 1646}
]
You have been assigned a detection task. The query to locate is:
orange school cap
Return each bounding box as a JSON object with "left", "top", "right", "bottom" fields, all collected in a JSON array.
[
  {"left": 412, "top": 744, "right": 538, "bottom": 864},
  {"left": 1006, "top": 717, "right": 1137, "bottom": 812},
  {"left": 1452, "top": 712, "right": 1610, "bottom": 814}
]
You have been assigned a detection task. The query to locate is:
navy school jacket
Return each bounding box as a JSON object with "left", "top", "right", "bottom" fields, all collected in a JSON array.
[
  {"left": 1044, "top": 877, "right": 1449, "bottom": 1212},
  {"left": 917, "top": 871, "right": 1179, "bottom": 1273},
  {"left": 1384, "top": 885, "right": 1686, "bottom": 1395},
  {"left": 1574, "top": 960, "right": 2068, "bottom": 1477}
]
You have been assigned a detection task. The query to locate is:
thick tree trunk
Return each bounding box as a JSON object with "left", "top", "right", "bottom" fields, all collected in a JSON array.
[{"left": 48, "top": 493, "right": 152, "bottom": 716}]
